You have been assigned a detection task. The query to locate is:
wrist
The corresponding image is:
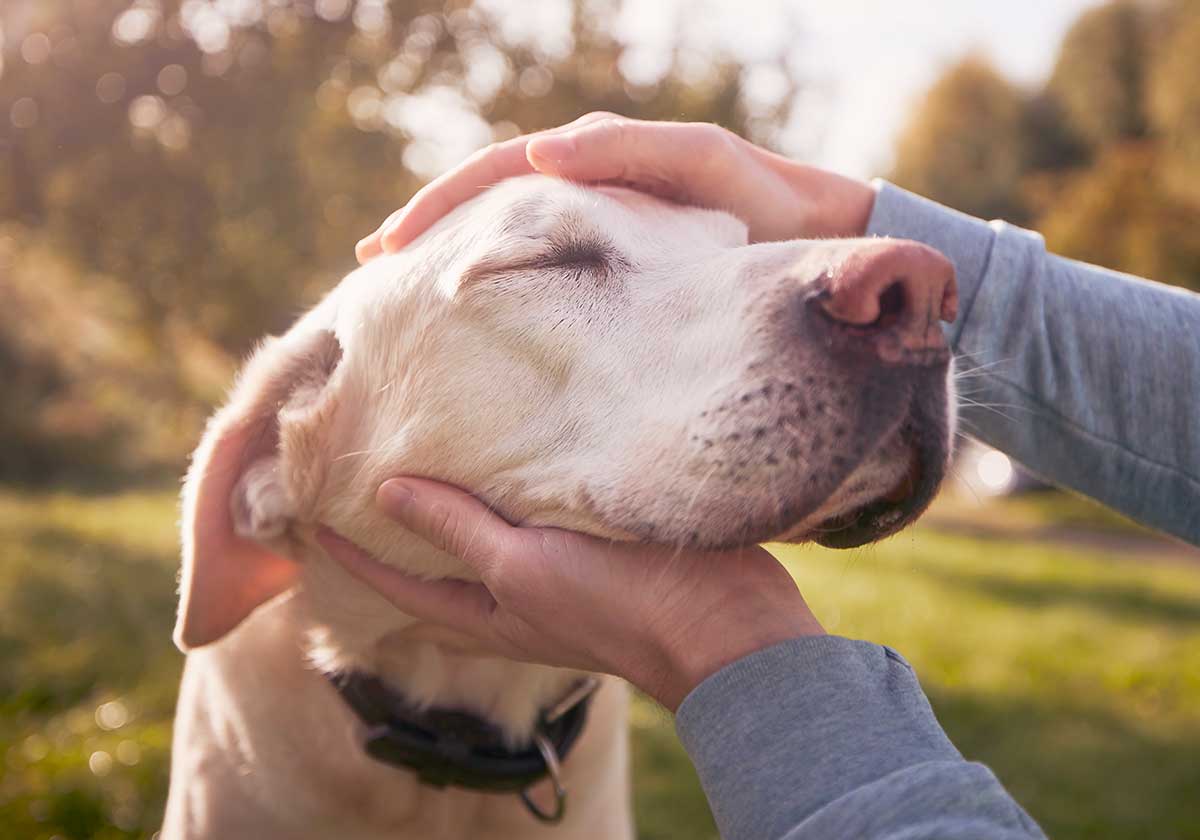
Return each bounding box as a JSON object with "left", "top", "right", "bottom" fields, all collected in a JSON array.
[
  {"left": 760, "top": 148, "right": 875, "bottom": 238},
  {"left": 819, "top": 170, "right": 876, "bottom": 237},
  {"left": 644, "top": 604, "right": 824, "bottom": 712}
]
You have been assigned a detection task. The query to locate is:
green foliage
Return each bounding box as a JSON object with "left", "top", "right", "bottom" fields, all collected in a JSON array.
[
  {"left": 0, "top": 0, "right": 799, "bottom": 484},
  {"left": 0, "top": 489, "right": 183, "bottom": 838},
  {"left": 2, "top": 487, "right": 1198, "bottom": 839},
  {"left": 891, "top": 0, "right": 1200, "bottom": 293}
]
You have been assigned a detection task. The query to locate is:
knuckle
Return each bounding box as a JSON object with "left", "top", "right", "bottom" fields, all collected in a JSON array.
[
  {"left": 581, "top": 110, "right": 619, "bottom": 123},
  {"left": 591, "top": 114, "right": 627, "bottom": 137},
  {"left": 691, "top": 123, "right": 739, "bottom": 175},
  {"left": 699, "top": 122, "right": 735, "bottom": 153}
]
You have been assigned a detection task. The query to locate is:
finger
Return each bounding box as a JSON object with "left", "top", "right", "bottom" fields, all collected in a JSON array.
[
  {"left": 376, "top": 478, "right": 522, "bottom": 577},
  {"left": 378, "top": 140, "right": 535, "bottom": 253},
  {"left": 316, "top": 527, "right": 498, "bottom": 637},
  {"left": 377, "top": 112, "right": 616, "bottom": 253},
  {"left": 355, "top": 207, "right": 406, "bottom": 264},
  {"left": 527, "top": 119, "right": 737, "bottom": 195}
]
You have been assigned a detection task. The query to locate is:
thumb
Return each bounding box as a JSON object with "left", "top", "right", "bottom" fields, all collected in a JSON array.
[
  {"left": 376, "top": 478, "right": 520, "bottom": 577},
  {"left": 316, "top": 527, "right": 497, "bottom": 636}
]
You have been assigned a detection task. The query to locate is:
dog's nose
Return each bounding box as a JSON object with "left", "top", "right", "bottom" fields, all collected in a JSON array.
[{"left": 815, "top": 241, "right": 957, "bottom": 363}]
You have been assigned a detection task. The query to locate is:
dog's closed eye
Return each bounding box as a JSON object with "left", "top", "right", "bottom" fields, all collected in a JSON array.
[
  {"left": 541, "top": 235, "right": 618, "bottom": 274},
  {"left": 463, "top": 231, "right": 628, "bottom": 288}
]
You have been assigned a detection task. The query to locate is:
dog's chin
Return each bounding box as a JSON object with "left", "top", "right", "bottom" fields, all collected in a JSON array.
[
  {"left": 773, "top": 426, "right": 947, "bottom": 548},
  {"left": 658, "top": 418, "right": 949, "bottom": 552}
]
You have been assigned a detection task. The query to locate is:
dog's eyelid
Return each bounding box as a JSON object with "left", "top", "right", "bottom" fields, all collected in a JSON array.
[
  {"left": 459, "top": 232, "right": 628, "bottom": 288},
  {"left": 544, "top": 239, "right": 613, "bottom": 271}
]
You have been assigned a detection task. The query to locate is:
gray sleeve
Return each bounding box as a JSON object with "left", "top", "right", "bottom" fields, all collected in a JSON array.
[
  {"left": 866, "top": 180, "right": 1200, "bottom": 547},
  {"left": 675, "top": 636, "right": 1044, "bottom": 840}
]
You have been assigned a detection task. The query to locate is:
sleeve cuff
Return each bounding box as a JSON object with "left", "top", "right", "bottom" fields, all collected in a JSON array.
[
  {"left": 866, "top": 179, "right": 1000, "bottom": 350},
  {"left": 675, "top": 635, "right": 961, "bottom": 840}
]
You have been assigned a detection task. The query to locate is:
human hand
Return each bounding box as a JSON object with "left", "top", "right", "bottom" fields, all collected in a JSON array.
[
  {"left": 355, "top": 114, "right": 877, "bottom": 263},
  {"left": 317, "top": 478, "right": 824, "bottom": 711}
]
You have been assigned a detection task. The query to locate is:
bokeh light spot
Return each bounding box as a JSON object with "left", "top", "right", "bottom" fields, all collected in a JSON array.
[
  {"left": 977, "top": 449, "right": 1017, "bottom": 494},
  {"left": 22, "top": 734, "right": 49, "bottom": 762},
  {"left": 95, "top": 699, "right": 129, "bottom": 730},
  {"left": 158, "top": 114, "right": 192, "bottom": 150},
  {"left": 354, "top": 0, "right": 391, "bottom": 35},
  {"left": 96, "top": 72, "right": 126, "bottom": 103},
  {"left": 21, "top": 33, "right": 52, "bottom": 65},
  {"left": 88, "top": 750, "right": 113, "bottom": 777},
  {"left": 517, "top": 66, "right": 553, "bottom": 98},
  {"left": 10, "top": 98, "right": 38, "bottom": 129},
  {"left": 157, "top": 64, "right": 188, "bottom": 96},
  {"left": 112, "top": 7, "right": 157, "bottom": 45},
  {"left": 348, "top": 86, "right": 382, "bottom": 126},
  {"left": 315, "top": 0, "right": 351, "bottom": 22},
  {"left": 129, "top": 95, "right": 166, "bottom": 130}
]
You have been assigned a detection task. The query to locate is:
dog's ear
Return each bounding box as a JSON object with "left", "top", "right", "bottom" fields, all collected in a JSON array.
[{"left": 175, "top": 328, "right": 344, "bottom": 651}]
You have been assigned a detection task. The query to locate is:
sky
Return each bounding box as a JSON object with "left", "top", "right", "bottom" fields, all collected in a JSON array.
[
  {"left": 606, "top": 0, "right": 1108, "bottom": 179},
  {"left": 788, "top": 0, "right": 1108, "bottom": 177}
]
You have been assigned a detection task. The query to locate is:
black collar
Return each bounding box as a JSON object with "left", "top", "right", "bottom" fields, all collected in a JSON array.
[{"left": 327, "top": 671, "right": 597, "bottom": 824}]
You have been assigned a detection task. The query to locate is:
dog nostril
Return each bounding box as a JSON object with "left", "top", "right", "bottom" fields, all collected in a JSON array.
[
  {"left": 816, "top": 241, "right": 955, "bottom": 335},
  {"left": 873, "top": 281, "right": 906, "bottom": 329}
]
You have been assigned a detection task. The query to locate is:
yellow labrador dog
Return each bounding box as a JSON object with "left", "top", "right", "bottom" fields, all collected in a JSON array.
[{"left": 163, "top": 175, "right": 956, "bottom": 839}]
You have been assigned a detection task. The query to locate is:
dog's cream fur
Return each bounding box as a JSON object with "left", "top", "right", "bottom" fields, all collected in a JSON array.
[{"left": 164, "top": 176, "right": 954, "bottom": 839}]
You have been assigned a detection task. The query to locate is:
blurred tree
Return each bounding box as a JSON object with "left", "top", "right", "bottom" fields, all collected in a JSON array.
[
  {"left": 1149, "top": 0, "right": 1200, "bottom": 201},
  {"left": 1045, "top": 0, "right": 1150, "bottom": 151},
  {"left": 891, "top": 0, "right": 1200, "bottom": 297},
  {"left": 1038, "top": 145, "right": 1200, "bottom": 292},
  {"left": 0, "top": 0, "right": 803, "bottom": 483},
  {"left": 890, "top": 56, "right": 1031, "bottom": 223}
]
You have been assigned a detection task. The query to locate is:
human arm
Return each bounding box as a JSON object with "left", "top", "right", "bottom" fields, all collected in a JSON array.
[
  {"left": 866, "top": 183, "right": 1200, "bottom": 546},
  {"left": 677, "top": 637, "right": 1044, "bottom": 840},
  {"left": 319, "top": 478, "right": 1044, "bottom": 840}
]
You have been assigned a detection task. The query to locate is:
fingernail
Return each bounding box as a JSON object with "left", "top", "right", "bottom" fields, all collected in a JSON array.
[
  {"left": 378, "top": 479, "right": 415, "bottom": 515},
  {"left": 529, "top": 134, "right": 575, "bottom": 164}
]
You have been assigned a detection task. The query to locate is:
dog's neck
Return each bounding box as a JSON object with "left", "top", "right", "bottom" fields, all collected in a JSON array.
[{"left": 290, "top": 534, "right": 585, "bottom": 744}]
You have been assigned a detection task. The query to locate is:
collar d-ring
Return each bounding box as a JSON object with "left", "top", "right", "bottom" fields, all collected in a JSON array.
[{"left": 520, "top": 731, "right": 567, "bottom": 823}]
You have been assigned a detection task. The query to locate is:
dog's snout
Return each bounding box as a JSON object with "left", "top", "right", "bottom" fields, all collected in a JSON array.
[{"left": 814, "top": 241, "right": 957, "bottom": 363}]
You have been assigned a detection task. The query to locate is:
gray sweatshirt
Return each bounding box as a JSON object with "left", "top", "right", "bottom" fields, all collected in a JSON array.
[{"left": 674, "top": 181, "right": 1200, "bottom": 840}]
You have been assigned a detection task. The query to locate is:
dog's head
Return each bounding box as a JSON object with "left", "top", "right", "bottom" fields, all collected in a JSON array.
[{"left": 176, "top": 175, "right": 956, "bottom": 649}]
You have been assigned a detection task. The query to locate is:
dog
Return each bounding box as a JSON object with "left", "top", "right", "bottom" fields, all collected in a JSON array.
[{"left": 163, "top": 174, "right": 957, "bottom": 838}]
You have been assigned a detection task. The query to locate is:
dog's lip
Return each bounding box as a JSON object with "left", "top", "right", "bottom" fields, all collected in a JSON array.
[{"left": 811, "top": 436, "right": 931, "bottom": 549}]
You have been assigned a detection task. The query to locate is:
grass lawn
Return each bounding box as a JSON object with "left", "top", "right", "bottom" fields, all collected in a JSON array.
[{"left": 2, "top": 487, "right": 1198, "bottom": 839}]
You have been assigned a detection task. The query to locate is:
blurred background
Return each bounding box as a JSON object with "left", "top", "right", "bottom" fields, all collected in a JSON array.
[{"left": 2, "top": 0, "right": 1198, "bottom": 837}]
